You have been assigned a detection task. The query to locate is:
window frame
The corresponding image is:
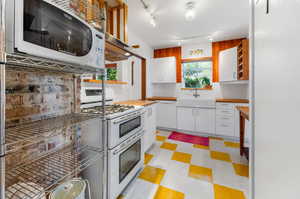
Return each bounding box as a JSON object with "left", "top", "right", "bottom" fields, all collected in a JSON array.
[{"left": 181, "top": 57, "right": 213, "bottom": 90}]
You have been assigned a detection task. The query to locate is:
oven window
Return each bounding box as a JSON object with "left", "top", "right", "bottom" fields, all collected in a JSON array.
[
  {"left": 23, "top": 0, "right": 92, "bottom": 56},
  {"left": 119, "top": 140, "right": 141, "bottom": 183},
  {"left": 85, "top": 89, "right": 102, "bottom": 96},
  {"left": 119, "top": 117, "right": 141, "bottom": 138}
]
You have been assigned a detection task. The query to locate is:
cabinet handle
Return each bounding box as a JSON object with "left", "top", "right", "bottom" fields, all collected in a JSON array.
[{"left": 266, "top": 0, "right": 269, "bottom": 14}]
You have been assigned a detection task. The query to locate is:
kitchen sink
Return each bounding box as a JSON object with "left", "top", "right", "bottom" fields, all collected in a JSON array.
[{"left": 176, "top": 99, "right": 216, "bottom": 108}]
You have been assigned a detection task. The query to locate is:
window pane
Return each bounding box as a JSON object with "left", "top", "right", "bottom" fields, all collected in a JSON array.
[{"left": 183, "top": 61, "right": 212, "bottom": 88}]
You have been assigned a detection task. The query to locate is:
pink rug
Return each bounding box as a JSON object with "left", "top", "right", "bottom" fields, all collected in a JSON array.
[{"left": 168, "top": 131, "right": 209, "bottom": 146}]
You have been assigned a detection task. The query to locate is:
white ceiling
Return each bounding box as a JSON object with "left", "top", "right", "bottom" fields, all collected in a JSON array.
[{"left": 127, "top": 0, "right": 249, "bottom": 48}]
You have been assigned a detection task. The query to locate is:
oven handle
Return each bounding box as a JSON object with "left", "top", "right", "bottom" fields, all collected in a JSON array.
[
  {"left": 113, "top": 111, "right": 144, "bottom": 124},
  {"left": 113, "top": 130, "right": 145, "bottom": 155}
]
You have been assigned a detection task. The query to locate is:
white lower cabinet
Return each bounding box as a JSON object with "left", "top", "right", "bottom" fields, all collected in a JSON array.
[
  {"left": 194, "top": 108, "right": 215, "bottom": 134},
  {"left": 144, "top": 104, "right": 157, "bottom": 152},
  {"left": 156, "top": 101, "right": 177, "bottom": 129},
  {"left": 216, "top": 102, "right": 249, "bottom": 140},
  {"left": 177, "top": 107, "right": 215, "bottom": 135},
  {"left": 177, "top": 107, "right": 194, "bottom": 132}
]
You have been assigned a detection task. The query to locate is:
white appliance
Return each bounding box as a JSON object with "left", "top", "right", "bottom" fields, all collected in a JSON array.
[
  {"left": 107, "top": 108, "right": 145, "bottom": 149},
  {"left": 219, "top": 47, "right": 238, "bottom": 82},
  {"left": 80, "top": 86, "right": 113, "bottom": 108},
  {"left": 5, "top": 0, "right": 105, "bottom": 69},
  {"left": 108, "top": 129, "right": 144, "bottom": 199}
]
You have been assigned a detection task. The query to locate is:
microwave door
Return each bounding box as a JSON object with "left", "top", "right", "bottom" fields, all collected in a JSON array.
[{"left": 14, "top": 0, "right": 103, "bottom": 68}]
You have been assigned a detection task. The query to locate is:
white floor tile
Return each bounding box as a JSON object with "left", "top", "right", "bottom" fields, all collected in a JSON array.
[
  {"left": 157, "top": 130, "right": 172, "bottom": 137},
  {"left": 161, "top": 170, "right": 214, "bottom": 199},
  {"left": 211, "top": 160, "right": 249, "bottom": 192},
  {"left": 121, "top": 179, "right": 158, "bottom": 199},
  {"left": 191, "top": 149, "right": 214, "bottom": 168}
]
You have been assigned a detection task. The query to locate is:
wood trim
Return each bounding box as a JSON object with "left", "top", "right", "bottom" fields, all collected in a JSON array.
[
  {"left": 83, "top": 79, "right": 127, "bottom": 85},
  {"left": 181, "top": 87, "right": 213, "bottom": 91},
  {"left": 141, "top": 58, "right": 147, "bottom": 100},
  {"left": 146, "top": 97, "right": 177, "bottom": 101},
  {"left": 123, "top": 4, "right": 128, "bottom": 43},
  {"left": 105, "top": 63, "right": 117, "bottom": 68},
  {"left": 131, "top": 61, "right": 134, "bottom": 86},
  {"left": 212, "top": 38, "right": 245, "bottom": 82},
  {"left": 181, "top": 57, "right": 212, "bottom": 63},
  {"left": 109, "top": 8, "right": 114, "bottom": 35},
  {"left": 154, "top": 47, "right": 182, "bottom": 83},
  {"left": 116, "top": 8, "right": 121, "bottom": 39},
  {"left": 216, "top": 99, "right": 249, "bottom": 103}
]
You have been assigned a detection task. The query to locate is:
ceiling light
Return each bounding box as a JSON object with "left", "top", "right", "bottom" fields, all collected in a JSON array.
[{"left": 185, "top": 2, "right": 195, "bottom": 21}]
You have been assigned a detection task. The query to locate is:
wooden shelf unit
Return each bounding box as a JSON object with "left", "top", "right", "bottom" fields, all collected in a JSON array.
[{"left": 237, "top": 39, "right": 249, "bottom": 80}]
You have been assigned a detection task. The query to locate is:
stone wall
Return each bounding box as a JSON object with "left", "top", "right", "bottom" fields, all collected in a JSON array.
[{"left": 5, "top": 69, "right": 77, "bottom": 126}]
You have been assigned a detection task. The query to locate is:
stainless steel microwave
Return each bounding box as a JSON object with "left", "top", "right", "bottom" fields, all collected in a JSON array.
[{"left": 5, "top": 0, "right": 105, "bottom": 69}]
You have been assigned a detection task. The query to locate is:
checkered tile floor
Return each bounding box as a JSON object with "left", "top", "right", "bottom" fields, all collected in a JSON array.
[{"left": 118, "top": 130, "right": 249, "bottom": 199}]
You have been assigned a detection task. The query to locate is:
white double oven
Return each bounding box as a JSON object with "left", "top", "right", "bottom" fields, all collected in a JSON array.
[{"left": 107, "top": 109, "right": 145, "bottom": 199}]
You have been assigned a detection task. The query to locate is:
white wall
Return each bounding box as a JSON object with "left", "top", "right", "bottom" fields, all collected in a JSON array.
[
  {"left": 105, "top": 29, "right": 154, "bottom": 102},
  {"left": 151, "top": 42, "right": 249, "bottom": 100},
  {"left": 254, "top": 1, "right": 300, "bottom": 198}
]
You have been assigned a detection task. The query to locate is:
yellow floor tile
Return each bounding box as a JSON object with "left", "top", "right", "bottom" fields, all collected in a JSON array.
[
  {"left": 209, "top": 136, "right": 224, "bottom": 141},
  {"left": 154, "top": 186, "right": 185, "bottom": 199},
  {"left": 156, "top": 135, "right": 167, "bottom": 141},
  {"left": 233, "top": 163, "right": 249, "bottom": 177},
  {"left": 160, "top": 142, "right": 177, "bottom": 151},
  {"left": 172, "top": 151, "right": 192, "bottom": 164},
  {"left": 193, "top": 144, "right": 209, "bottom": 150},
  {"left": 138, "top": 165, "right": 166, "bottom": 184},
  {"left": 144, "top": 153, "right": 154, "bottom": 165},
  {"left": 210, "top": 151, "right": 231, "bottom": 162},
  {"left": 224, "top": 141, "right": 240, "bottom": 148},
  {"left": 214, "top": 184, "right": 245, "bottom": 199},
  {"left": 188, "top": 164, "right": 213, "bottom": 182}
]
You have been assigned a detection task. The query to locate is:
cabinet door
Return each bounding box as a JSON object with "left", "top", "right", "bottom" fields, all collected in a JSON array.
[
  {"left": 152, "top": 57, "right": 176, "bottom": 83},
  {"left": 156, "top": 101, "right": 177, "bottom": 129},
  {"left": 177, "top": 107, "right": 195, "bottom": 132},
  {"left": 219, "top": 47, "right": 238, "bottom": 81},
  {"left": 194, "top": 108, "right": 215, "bottom": 134},
  {"left": 144, "top": 104, "right": 157, "bottom": 152}
]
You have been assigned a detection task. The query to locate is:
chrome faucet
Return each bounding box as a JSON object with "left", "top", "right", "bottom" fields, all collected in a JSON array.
[{"left": 193, "top": 89, "right": 200, "bottom": 98}]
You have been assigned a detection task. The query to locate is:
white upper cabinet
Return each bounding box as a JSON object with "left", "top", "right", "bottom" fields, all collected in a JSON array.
[
  {"left": 152, "top": 57, "right": 176, "bottom": 83},
  {"left": 219, "top": 47, "right": 238, "bottom": 82}
]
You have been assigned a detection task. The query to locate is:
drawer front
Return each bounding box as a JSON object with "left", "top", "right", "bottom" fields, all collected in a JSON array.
[
  {"left": 216, "top": 103, "right": 234, "bottom": 110},
  {"left": 216, "top": 122, "right": 234, "bottom": 136},
  {"left": 216, "top": 115, "right": 234, "bottom": 124},
  {"left": 216, "top": 109, "right": 234, "bottom": 116}
]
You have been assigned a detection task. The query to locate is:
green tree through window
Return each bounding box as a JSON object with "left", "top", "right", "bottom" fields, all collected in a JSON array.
[{"left": 183, "top": 61, "right": 212, "bottom": 88}]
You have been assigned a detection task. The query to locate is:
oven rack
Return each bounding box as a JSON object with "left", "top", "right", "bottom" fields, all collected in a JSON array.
[
  {"left": 6, "top": 54, "right": 104, "bottom": 74},
  {"left": 5, "top": 113, "right": 98, "bottom": 154},
  {"left": 5, "top": 145, "right": 102, "bottom": 199}
]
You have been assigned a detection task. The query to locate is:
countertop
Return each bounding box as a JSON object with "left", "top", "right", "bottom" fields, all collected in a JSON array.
[
  {"left": 216, "top": 99, "right": 249, "bottom": 103},
  {"left": 114, "top": 100, "right": 157, "bottom": 107},
  {"left": 236, "top": 106, "right": 249, "bottom": 120},
  {"left": 146, "top": 96, "right": 177, "bottom": 101}
]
